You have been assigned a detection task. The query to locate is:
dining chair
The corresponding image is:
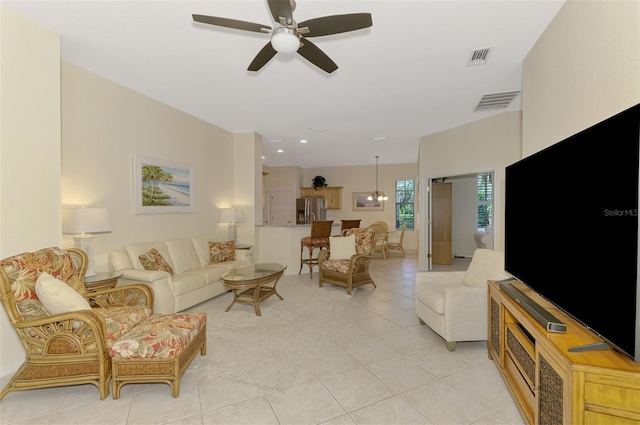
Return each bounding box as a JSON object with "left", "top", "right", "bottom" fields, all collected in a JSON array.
[
  {"left": 299, "top": 220, "right": 334, "bottom": 278},
  {"left": 340, "top": 219, "right": 361, "bottom": 233},
  {"left": 369, "top": 223, "right": 389, "bottom": 259},
  {"left": 388, "top": 222, "right": 407, "bottom": 257}
]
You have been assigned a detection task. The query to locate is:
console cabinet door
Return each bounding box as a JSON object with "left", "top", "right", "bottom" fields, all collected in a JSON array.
[{"left": 536, "top": 345, "right": 570, "bottom": 425}]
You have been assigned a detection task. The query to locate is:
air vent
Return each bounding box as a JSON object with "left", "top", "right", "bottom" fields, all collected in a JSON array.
[
  {"left": 269, "top": 139, "right": 285, "bottom": 143},
  {"left": 475, "top": 91, "right": 520, "bottom": 111},
  {"left": 468, "top": 47, "right": 493, "bottom": 66}
]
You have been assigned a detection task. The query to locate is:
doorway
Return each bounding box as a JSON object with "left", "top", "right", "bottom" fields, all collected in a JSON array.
[{"left": 424, "top": 171, "right": 494, "bottom": 270}]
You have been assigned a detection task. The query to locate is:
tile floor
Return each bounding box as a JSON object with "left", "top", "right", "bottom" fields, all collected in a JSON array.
[{"left": 0, "top": 253, "right": 525, "bottom": 425}]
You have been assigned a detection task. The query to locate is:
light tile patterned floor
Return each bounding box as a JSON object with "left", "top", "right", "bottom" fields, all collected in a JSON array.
[{"left": 0, "top": 253, "right": 525, "bottom": 425}]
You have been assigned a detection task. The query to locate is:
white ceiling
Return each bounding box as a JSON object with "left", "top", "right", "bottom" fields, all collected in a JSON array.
[{"left": 3, "top": 0, "right": 565, "bottom": 168}]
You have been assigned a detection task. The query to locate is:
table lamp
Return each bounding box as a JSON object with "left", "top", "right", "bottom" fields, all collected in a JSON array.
[
  {"left": 220, "top": 208, "right": 245, "bottom": 245},
  {"left": 62, "top": 207, "right": 111, "bottom": 277}
]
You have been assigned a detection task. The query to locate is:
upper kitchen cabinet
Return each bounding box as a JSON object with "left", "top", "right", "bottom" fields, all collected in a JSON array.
[{"left": 300, "top": 187, "right": 343, "bottom": 209}]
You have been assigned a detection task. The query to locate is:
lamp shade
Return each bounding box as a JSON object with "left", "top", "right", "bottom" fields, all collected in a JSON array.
[
  {"left": 62, "top": 208, "right": 111, "bottom": 234},
  {"left": 220, "top": 208, "right": 245, "bottom": 224},
  {"left": 271, "top": 27, "right": 299, "bottom": 54}
]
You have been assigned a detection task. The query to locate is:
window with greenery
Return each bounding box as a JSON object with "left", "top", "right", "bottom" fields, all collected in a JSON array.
[
  {"left": 477, "top": 173, "right": 493, "bottom": 228},
  {"left": 395, "top": 179, "right": 415, "bottom": 230}
]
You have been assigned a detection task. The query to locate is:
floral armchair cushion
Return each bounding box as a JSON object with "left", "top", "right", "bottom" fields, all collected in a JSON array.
[
  {"left": 321, "top": 227, "right": 375, "bottom": 274},
  {"left": 344, "top": 227, "right": 376, "bottom": 255},
  {"left": 108, "top": 312, "right": 207, "bottom": 360},
  {"left": 0, "top": 247, "right": 84, "bottom": 320}
]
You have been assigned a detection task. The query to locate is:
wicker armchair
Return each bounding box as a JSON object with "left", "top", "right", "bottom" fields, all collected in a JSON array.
[
  {"left": 0, "top": 247, "right": 153, "bottom": 400},
  {"left": 318, "top": 227, "right": 377, "bottom": 295}
]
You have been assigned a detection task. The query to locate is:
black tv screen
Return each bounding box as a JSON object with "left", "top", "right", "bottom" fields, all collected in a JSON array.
[{"left": 505, "top": 103, "right": 640, "bottom": 362}]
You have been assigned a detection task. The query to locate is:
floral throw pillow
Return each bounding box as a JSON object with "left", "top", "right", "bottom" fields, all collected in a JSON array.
[
  {"left": 138, "top": 248, "right": 174, "bottom": 275},
  {"left": 209, "top": 241, "right": 235, "bottom": 263}
]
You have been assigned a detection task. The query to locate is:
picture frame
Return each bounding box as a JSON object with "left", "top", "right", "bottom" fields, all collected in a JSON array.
[
  {"left": 352, "top": 192, "right": 385, "bottom": 211},
  {"left": 133, "top": 155, "right": 195, "bottom": 214}
]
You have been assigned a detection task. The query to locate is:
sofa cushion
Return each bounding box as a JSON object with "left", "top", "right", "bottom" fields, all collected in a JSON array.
[
  {"left": 138, "top": 248, "right": 174, "bottom": 275},
  {"left": 109, "top": 250, "right": 133, "bottom": 272},
  {"left": 165, "top": 237, "right": 201, "bottom": 274},
  {"left": 209, "top": 241, "right": 235, "bottom": 263},
  {"left": 35, "top": 272, "right": 91, "bottom": 315},
  {"left": 170, "top": 271, "right": 208, "bottom": 296},
  {"left": 191, "top": 235, "right": 220, "bottom": 267},
  {"left": 125, "top": 242, "right": 174, "bottom": 272}
]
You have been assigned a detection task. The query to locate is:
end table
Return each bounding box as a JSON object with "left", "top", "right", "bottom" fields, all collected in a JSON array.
[{"left": 84, "top": 271, "right": 122, "bottom": 292}]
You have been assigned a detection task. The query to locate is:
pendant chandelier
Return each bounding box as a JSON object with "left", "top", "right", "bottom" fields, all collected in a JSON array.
[{"left": 367, "top": 156, "right": 389, "bottom": 201}]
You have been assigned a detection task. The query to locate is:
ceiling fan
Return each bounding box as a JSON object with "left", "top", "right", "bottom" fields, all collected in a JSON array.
[{"left": 192, "top": 0, "right": 372, "bottom": 74}]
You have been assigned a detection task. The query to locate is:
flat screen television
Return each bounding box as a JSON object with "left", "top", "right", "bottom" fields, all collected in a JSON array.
[{"left": 505, "top": 102, "right": 640, "bottom": 362}]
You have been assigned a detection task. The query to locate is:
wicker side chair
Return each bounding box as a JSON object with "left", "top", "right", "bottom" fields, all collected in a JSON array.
[
  {"left": 0, "top": 247, "right": 153, "bottom": 400},
  {"left": 318, "top": 227, "right": 377, "bottom": 295}
]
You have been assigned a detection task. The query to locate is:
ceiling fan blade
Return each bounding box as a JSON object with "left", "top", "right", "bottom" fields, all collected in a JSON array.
[
  {"left": 299, "top": 13, "right": 372, "bottom": 37},
  {"left": 267, "top": 0, "right": 294, "bottom": 26},
  {"left": 248, "top": 42, "right": 278, "bottom": 72},
  {"left": 192, "top": 14, "right": 271, "bottom": 33},
  {"left": 297, "top": 38, "right": 338, "bottom": 74}
]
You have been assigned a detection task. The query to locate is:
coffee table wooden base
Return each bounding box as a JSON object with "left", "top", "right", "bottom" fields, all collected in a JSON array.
[
  {"left": 221, "top": 264, "right": 287, "bottom": 316},
  {"left": 225, "top": 285, "right": 283, "bottom": 316}
]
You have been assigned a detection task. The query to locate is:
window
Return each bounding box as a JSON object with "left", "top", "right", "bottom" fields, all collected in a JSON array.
[
  {"left": 395, "top": 179, "right": 415, "bottom": 230},
  {"left": 477, "top": 173, "right": 493, "bottom": 228}
]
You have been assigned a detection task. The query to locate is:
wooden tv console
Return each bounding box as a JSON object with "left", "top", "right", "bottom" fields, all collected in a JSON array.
[{"left": 488, "top": 280, "right": 640, "bottom": 425}]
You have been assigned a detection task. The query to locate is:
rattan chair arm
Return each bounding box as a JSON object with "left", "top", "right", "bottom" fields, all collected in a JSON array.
[
  {"left": 85, "top": 284, "right": 154, "bottom": 312},
  {"left": 318, "top": 250, "right": 331, "bottom": 265},
  {"left": 14, "top": 310, "right": 108, "bottom": 355}
]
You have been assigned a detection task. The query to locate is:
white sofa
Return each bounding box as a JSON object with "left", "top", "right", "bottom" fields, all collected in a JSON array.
[
  {"left": 108, "top": 235, "right": 250, "bottom": 314},
  {"left": 415, "top": 248, "right": 508, "bottom": 351}
]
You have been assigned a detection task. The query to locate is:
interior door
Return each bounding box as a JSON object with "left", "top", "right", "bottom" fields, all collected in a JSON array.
[
  {"left": 270, "top": 191, "right": 293, "bottom": 225},
  {"left": 431, "top": 181, "right": 452, "bottom": 265}
]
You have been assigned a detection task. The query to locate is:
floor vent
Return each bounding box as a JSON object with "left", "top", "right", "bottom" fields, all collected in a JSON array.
[
  {"left": 475, "top": 91, "right": 520, "bottom": 111},
  {"left": 468, "top": 47, "right": 493, "bottom": 66}
]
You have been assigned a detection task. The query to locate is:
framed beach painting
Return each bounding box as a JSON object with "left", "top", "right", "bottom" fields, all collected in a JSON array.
[
  {"left": 352, "top": 192, "right": 384, "bottom": 211},
  {"left": 133, "top": 155, "right": 195, "bottom": 214}
]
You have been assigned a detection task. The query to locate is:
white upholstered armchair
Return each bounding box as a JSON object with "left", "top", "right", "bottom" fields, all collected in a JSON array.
[{"left": 415, "top": 248, "right": 508, "bottom": 351}]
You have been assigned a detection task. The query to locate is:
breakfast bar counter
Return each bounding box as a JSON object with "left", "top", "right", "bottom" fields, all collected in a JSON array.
[{"left": 255, "top": 224, "right": 341, "bottom": 275}]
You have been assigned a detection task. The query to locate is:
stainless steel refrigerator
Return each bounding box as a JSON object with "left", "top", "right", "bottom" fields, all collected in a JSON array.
[{"left": 296, "top": 198, "right": 326, "bottom": 224}]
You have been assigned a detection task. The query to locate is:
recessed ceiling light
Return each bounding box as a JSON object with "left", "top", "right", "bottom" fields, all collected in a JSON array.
[
  {"left": 373, "top": 136, "right": 388, "bottom": 141},
  {"left": 300, "top": 139, "right": 308, "bottom": 143},
  {"left": 261, "top": 156, "right": 265, "bottom": 159},
  {"left": 277, "top": 149, "right": 284, "bottom": 153}
]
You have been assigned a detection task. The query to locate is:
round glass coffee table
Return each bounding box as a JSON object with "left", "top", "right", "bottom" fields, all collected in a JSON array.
[{"left": 220, "top": 263, "right": 287, "bottom": 316}]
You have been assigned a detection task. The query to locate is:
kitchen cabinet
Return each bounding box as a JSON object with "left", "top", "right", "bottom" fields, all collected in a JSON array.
[{"left": 300, "top": 187, "right": 343, "bottom": 209}]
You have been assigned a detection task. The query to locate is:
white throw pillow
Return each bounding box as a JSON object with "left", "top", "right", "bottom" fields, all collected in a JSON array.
[
  {"left": 329, "top": 235, "right": 357, "bottom": 260},
  {"left": 35, "top": 272, "right": 91, "bottom": 315}
]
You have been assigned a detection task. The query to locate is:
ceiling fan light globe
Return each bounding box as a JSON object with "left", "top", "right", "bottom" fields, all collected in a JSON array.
[
  {"left": 367, "top": 195, "right": 373, "bottom": 201},
  {"left": 271, "top": 27, "right": 299, "bottom": 53}
]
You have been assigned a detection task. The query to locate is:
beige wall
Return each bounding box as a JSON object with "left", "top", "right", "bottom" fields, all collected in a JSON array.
[
  {"left": 61, "top": 62, "right": 244, "bottom": 269},
  {"left": 419, "top": 111, "right": 523, "bottom": 268},
  {"left": 523, "top": 0, "right": 640, "bottom": 156},
  {"left": 0, "top": 6, "right": 62, "bottom": 376}
]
